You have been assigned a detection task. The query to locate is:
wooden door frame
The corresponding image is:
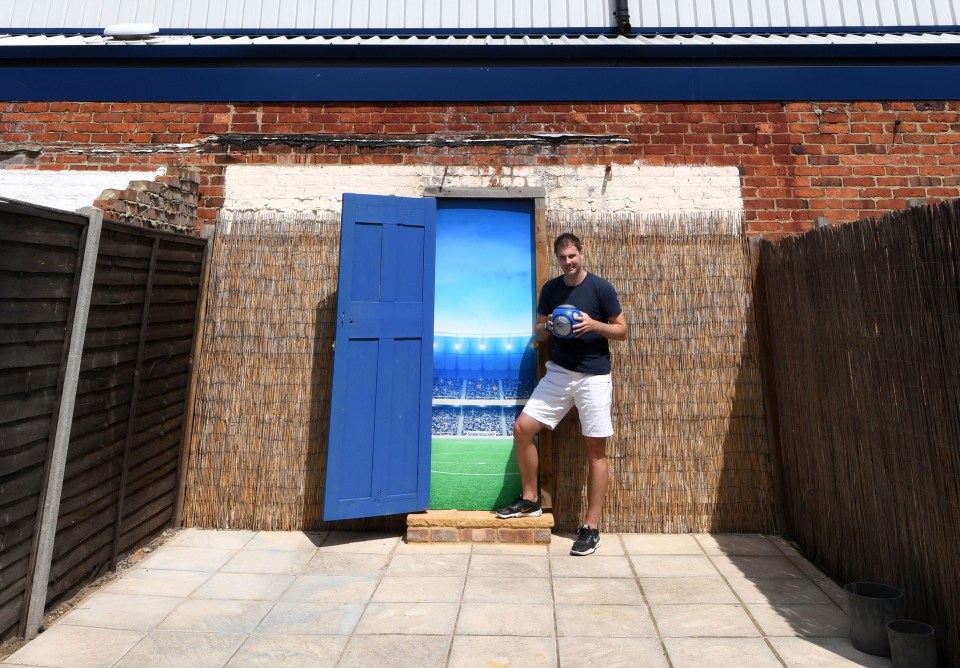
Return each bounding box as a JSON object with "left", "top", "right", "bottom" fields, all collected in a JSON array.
[{"left": 422, "top": 186, "right": 553, "bottom": 508}]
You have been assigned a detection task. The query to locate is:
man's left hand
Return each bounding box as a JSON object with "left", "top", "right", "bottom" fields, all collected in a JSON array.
[
  {"left": 571, "top": 311, "right": 629, "bottom": 341},
  {"left": 571, "top": 312, "right": 597, "bottom": 337}
]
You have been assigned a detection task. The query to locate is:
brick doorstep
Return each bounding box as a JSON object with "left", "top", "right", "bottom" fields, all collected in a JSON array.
[{"left": 406, "top": 510, "right": 554, "bottom": 544}]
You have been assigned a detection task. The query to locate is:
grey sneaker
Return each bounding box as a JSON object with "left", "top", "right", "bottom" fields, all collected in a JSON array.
[
  {"left": 496, "top": 495, "right": 542, "bottom": 518},
  {"left": 570, "top": 525, "right": 600, "bottom": 555}
]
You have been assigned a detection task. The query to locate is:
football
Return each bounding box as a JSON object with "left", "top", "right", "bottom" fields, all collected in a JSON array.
[{"left": 551, "top": 304, "right": 582, "bottom": 339}]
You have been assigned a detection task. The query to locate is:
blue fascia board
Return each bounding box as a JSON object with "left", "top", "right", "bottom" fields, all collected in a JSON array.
[{"left": 2, "top": 64, "right": 958, "bottom": 102}]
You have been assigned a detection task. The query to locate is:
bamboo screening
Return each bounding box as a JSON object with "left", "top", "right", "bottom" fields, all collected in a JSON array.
[
  {"left": 183, "top": 208, "right": 774, "bottom": 534},
  {"left": 182, "top": 212, "right": 403, "bottom": 532},
  {"left": 761, "top": 200, "right": 960, "bottom": 664},
  {"left": 546, "top": 211, "right": 773, "bottom": 533}
]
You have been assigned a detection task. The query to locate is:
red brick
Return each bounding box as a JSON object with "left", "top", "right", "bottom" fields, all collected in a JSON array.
[
  {"left": 460, "top": 528, "right": 495, "bottom": 542},
  {"left": 431, "top": 528, "right": 458, "bottom": 542},
  {"left": 406, "top": 528, "right": 430, "bottom": 543},
  {"left": 498, "top": 528, "right": 534, "bottom": 543}
]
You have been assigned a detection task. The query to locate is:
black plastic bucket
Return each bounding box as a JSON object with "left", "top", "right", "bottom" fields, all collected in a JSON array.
[
  {"left": 844, "top": 582, "right": 905, "bottom": 656},
  {"left": 888, "top": 620, "right": 937, "bottom": 668}
]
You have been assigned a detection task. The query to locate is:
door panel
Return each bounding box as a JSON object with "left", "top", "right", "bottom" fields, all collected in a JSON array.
[{"left": 323, "top": 193, "right": 436, "bottom": 521}]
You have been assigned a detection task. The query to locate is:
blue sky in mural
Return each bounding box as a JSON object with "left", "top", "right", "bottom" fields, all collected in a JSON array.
[{"left": 435, "top": 201, "right": 535, "bottom": 335}]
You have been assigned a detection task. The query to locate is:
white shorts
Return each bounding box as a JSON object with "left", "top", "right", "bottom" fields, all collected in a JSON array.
[{"left": 521, "top": 361, "right": 614, "bottom": 437}]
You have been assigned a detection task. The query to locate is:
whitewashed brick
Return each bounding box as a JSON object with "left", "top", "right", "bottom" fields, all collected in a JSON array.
[
  {"left": 0, "top": 168, "right": 163, "bottom": 213},
  {"left": 223, "top": 163, "right": 743, "bottom": 218}
]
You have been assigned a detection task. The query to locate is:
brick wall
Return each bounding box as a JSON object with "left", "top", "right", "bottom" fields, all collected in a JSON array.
[
  {"left": 92, "top": 166, "right": 201, "bottom": 233},
  {"left": 2, "top": 101, "right": 959, "bottom": 237}
]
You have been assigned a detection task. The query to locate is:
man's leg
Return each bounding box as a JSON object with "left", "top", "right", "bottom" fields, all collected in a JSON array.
[
  {"left": 582, "top": 436, "right": 608, "bottom": 529},
  {"left": 496, "top": 412, "right": 545, "bottom": 519},
  {"left": 513, "top": 412, "right": 544, "bottom": 501}
]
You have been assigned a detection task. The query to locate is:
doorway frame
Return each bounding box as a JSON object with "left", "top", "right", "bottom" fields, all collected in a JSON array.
[{"left": 423, "top": 186, "right": 554, "bottom": 509}]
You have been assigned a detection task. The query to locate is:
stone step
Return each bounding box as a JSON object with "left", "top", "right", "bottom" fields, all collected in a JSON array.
[{"left": 406, "top": 510, "right": 554, "bottom": 544}]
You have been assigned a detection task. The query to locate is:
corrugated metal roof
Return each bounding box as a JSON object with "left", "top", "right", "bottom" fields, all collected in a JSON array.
[
  {"left": 2, "top": 0, "right": 959, "bottom": 32},
  {"left": 3, "top": 31, "right": 960, "bottom": 48}
]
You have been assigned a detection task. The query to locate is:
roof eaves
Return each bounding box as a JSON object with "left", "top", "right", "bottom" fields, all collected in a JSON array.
[{"left": 3, "top": 31, "right": 960, "bottom": 62}]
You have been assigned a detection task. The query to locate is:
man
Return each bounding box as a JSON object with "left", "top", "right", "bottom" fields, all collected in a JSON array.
[{"left": 497, "top": 232, "right": 627, "bottom": 556}]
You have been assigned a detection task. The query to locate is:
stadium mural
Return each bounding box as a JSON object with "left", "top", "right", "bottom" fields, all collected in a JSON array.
[{"left": 430, "top": 199, "right": 538, "bottom": 509}]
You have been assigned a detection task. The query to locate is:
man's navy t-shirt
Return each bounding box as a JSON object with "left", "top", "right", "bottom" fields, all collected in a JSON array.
[{"left": 537, "top": 272, "right": 622, "bottom": 375}]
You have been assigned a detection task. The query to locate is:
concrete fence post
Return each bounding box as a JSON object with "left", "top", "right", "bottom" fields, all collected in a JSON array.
[{"left": 22, "top": 207, "right": 102, "bottom": 639}]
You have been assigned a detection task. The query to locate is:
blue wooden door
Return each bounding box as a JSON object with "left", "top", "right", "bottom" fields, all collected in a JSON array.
[{"left": 323, "top": 193, "right": 437, "bottom": 521}]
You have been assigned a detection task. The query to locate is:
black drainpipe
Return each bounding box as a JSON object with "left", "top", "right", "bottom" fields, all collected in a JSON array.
[{"left": 614, "top": 0, "right": 632, "bottom": 34}]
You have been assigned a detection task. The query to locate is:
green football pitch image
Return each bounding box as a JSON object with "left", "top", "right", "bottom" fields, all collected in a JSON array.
[{"left": 430, "top": 437, "right": 522, "bottom": 510}]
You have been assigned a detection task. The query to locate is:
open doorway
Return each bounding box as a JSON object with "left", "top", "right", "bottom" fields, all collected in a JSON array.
[{"left": 430, "top": 198, "right": 537, "bottom": 510}]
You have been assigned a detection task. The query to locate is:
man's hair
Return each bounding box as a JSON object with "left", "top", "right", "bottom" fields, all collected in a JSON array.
[{"left": 553, "top": 232, "right": 583, "bottom": 255}]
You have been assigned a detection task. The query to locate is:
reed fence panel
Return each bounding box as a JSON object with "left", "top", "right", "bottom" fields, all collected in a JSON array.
[
  {"left": 184, "top": 210, "right": 772, "bottom": 534},
  {"left": 547, "top": 212, "right": 773, "bottom": 533},
  {"left": 761, "top": 200, "right": 960, "bottom": 664},
  {"left": 182, "top": 214, "right": 405, "bottom": 532}
]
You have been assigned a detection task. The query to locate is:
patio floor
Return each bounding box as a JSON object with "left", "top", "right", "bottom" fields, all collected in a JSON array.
[{"left": 2, "top": 529, "right": 893, "bottom": 667}]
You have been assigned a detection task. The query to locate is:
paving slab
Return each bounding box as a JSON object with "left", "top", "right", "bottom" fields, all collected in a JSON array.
[
  {"left": 694, "top": 533, "right": 782, "bottom": 556},
  {"left": 57, "top": 593, "right": 181, "bottom": 631},
  {"left": 191, "top": 573, "right": 296, "bottom": 600},
  {"left": 456, "top": 602, "right": 554, "bottom": 636},
  {"left": 245, "top": 531, "right": 325, "bottom": 551},
  {"left": 769, "top": 637, "right": 894, "bottom": 667},
  {"left": 746, "top": 602, "right": 849, "bottom": 637},
  {"left": 317, "top": 532, "right": 400, "bottom": 553},
  {"left": 280, "top": 574, "right": 379, "bottom": 604},
  {"left": 102, "top": 568, "right": 211, "bottom": 598},
  {"left": 304, "top": 551, "right": 391, "bottom": 577},
  {"left": 255, "top": 601, "right": 365, "bottom": 635},
  {"left": 621, "top": 533, "right": 704, "bottom": 555},
  {"left": 630, "top": 554, "right": 720, "bottom": 578},
  {"left": 385, "top": 552, "right": 469, "bottom": 577},
  {"left": 135, "top": 546, "right": 236, "bottom": 572},
  {"left": 448, "top": 635, "right": 556, "bottom": 667},
  {"left": 710, "top": 555, "right": 807, "bottom": 580},
  {"left": 549, "top": 554, "right": 634, "bottom": 578},
  {"left": 552, "top": 576, "right": 644, "bottom": 605},
  {"left": 113, "top": 630, "right": 246, "bottom": 668},
  {"left": 651, "top": 603, "right": 761, "bottom": 638},
  {"left": 664, "top": 637, "right": 782, "bottom": 668},
  {"left": 4, "top": 624, "right": 144, "bottom": 668},
  {"left": 471, "top": 542, "right": 548, "bottom": 555},
  {"left": 372, "top": 575, "right": 465, "bottom": 602},
  {"left": 558, "top": 637, "right": 669, "bottom": 668},
  {"left": 338, "top": 634, "right": 450, "bottom": 668},
  {"left": 639, "top": 576, "right": 739, "bottom": 605},
  {"left": 226, "top": 634, "right": 348, "bottom": 667},
  {"left": 355, "top": 601, "right": 459, "bottom": 635},
  {"left": 555, "top": 603, "right": 657, "bottom": 637},
  {"left": 168, "top": 528, "right": 257, "bottom": 550},
  {"left": 461, "top": 575, "right": 553, "bottom": 603},
  {"left": 725, "top": 574, "right": 836, "bottom": 605},
  {"left": 468, "top": 553, "right": 550, "bottom": 578},
  {"left": 1, "top": 531, "right": 878, "bottom": 668},
  {"left": 220, "top": 549, "right": 316, "bottom": 575},
  {"left": 158, "top": 599, "right": 273, "bottom": 634}
]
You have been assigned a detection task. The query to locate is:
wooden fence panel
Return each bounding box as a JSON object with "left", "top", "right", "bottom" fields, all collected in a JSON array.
[
  {"left": 117, "top": 236, "right": 204, "bottom": 557},
  {"left": 761, "top": 200, "right": 960, "bottom": 665},
  {"left": 43, "top": 223, "right": 206, "bottom": 612},
  {"left": 0, "top": 202, "right": 86, "bottom": 642},
  {"left": 0, "top": 199, "right": 206, "bottom": 643}
]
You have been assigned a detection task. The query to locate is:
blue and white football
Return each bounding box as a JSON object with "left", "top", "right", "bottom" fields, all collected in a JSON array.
[{"left": 551, "top": 304, "right": 582, "bottom": 339}]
